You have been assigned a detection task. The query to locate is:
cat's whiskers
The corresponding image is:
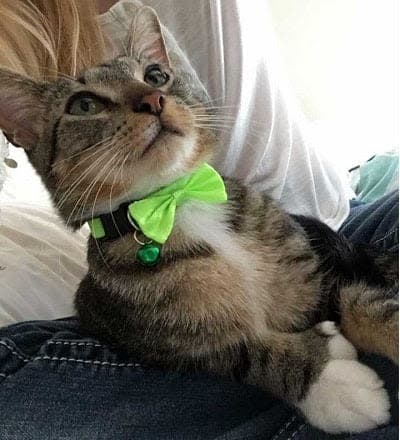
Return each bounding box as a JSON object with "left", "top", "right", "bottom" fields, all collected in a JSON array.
[
  {"left": 56, "top": 139, "right": 116, "bottom": 206},
  {"left": 179, "top": 90, "right": 195, "bottom": 106},
  {"left": 73, "top": 159, "right": 115, "bottom": 228},
  {"left": 194, "top": 120, "right": 265, "bottom": 140},
  {"left": 193, "top": 117, "right": 237, "bottom": 123},
  {"left": 117, "top": 153, "right": 132, "bottom": 203},
  {"left": 193, "top": 123, "right": 234, "bottom": 131},
  {"left": 53, "top": 139, "right": 114, "bottom": 200},
  {"left": 57, "top": 155, "right": 108, "bottom": 213},
  {"left": 65, "top": 147, "right": 117, "bottom": 224},
  {"left": 88, "top": 151, "right": 125, "bottom": 272},
  {"left": 97, "top": 151, "right": 133, "bottom": 259},
  {"left": 187, "top": 104, "right": 237, "bottom": 111},
  {"left": 56, "top": 145, "right": 115, "bottom": 211},
  {"left": 205, "top": 116, "right": 266, "bottom": 130},
  {"left": 186, "top": 96, "right": 226, "bottom": 107},
  {"left": 114, "top": 152, "right": 132, "bottom": 228},
  {"left": 53, "top": 138, "right": 114, "bottom": 197},
  {"left": 53, "top": 135, "right": 114, "bottom": 166},
  {"left": 196, "top": 126, "right": 266, "bottom": 148},
  {"left": 192, "top": 105, "right": 266, "bottom": 140},
  {"left": 193, "top": 116, "right": 236, "bottom": 124},
  {"left": 67, "top": 151, "right": 120, "bottom": 273},
  {"left": 194, "top": 123, "right": 264, "bottom": 146},
  {"left": 192, "top": 108, "right": 267, "bottom": 131},
  {"left": 107, "top": 153, "right": 128, "bottom": 240},
  {"left": 191, "top": 110, "right": 236, "bottom": 114},
  {"left": 191, "top": 112, "right": 236, "bottom": 123},
  {"left": 192, "top": 113, "right": 237, "bottom": 119},
  {"left": 88, "top": 150, "right": 123, "bottom": 223}
]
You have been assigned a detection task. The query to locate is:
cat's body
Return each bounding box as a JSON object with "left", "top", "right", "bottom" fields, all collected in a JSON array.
[
  {"left": 76, "top": 178, "right": 397, "bottom": 400},
  {"left": 0, "top": 6, "right": 397, "bottom": 435},
  {"left": 78, "top": 181, "right": 325, "bottom": 363}
]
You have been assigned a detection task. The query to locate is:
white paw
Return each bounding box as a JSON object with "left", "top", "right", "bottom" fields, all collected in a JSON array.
[
  {"left": 316, "top": 321, "right": 358, "bottom": 360},
  {"left": 298, "top": 359, "right": 391, "bottom": 434}
]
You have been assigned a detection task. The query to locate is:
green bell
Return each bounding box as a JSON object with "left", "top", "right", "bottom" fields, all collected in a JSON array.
[{"left": 136, "top": 243, "right": 161, "bottom": 266}]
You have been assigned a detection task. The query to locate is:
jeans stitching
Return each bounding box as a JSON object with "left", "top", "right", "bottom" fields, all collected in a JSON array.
[
  {"left": 271, "top": 415, "right": 297, "bottom": 440},
  {"left": 0, "top": 341, "right": 30, "bottom": 363},
  {"left": 372, "top": 226, "right": 398, "bottom": 246},
  {"left": 287, "top": 423, "right": 306, "bottom": 440},
  {"left": 46, "top": 341, "right": 105, "bottom": 348},
  {"left": 33, "top": 355, "right": 141, "bottom": 368}
]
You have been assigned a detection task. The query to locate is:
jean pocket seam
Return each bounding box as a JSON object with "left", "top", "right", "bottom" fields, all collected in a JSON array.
[
  {"left": 0, "top": 340, "right": 31, "bottom": 382},
  {"left": 372, "top": 226, "right": 398, "bottom": 246},
  {"left": 0, "top": 340, "right": 31, "bottom": 363},
  {"left": 46, "top": 340, "right": 106, "bottom": 349},
  {"left": 33, "top": 355, "right": 142, "bottom": 369},
  {"left": 287, "top": 422, "right": 306, "bottom": 440},
  {"left": 271, "top": 415, "right": 297, "bottom": 440}
]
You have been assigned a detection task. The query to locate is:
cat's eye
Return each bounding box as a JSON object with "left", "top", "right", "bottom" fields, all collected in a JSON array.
[
  {"left": 67, "top": 94, "right": 106, "bottom": 116},
  {"left": 144, "top": 65, "right": 170, "bottom": 88}
]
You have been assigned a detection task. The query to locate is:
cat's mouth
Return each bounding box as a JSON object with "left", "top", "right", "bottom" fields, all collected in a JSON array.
[
  {"left": 140, "top": 120, "right": 163, "bottom": 156},
  {"left": 141, "top": 124, "right": 183, "bottom": 157},
  {"left": 140, "top": 109, "right": 186, "bottom": 156}
]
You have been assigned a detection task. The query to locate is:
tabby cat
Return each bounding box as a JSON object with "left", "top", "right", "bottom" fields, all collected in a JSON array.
[{"left": 0, "top": 6, "right": 397, "bottom": 434}]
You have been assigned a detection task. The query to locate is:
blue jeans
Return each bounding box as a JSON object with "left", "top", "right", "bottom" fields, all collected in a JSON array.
[
  {"left": 0, "top": 193, "right": 398, "bottom": 440},
  {"left": 339, "top": 191, "right": 399, "bottom": 253}
]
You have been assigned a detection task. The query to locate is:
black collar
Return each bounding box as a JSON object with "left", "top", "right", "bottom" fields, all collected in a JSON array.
[{"left": 90, "top": 202, "right": 138, "bottom": 241}]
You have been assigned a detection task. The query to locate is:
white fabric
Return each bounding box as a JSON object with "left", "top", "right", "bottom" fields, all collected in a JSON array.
[
  {"left": 0, "top": 143, "right": 52, "bottom": 206},
  {"left": 0, "top": 134, "right": 8, "bottom": 195},
  {"left": 100, "top": 0, "right": 353, "bottom": 230},
  {"left": 0, "top": 204, "right": 87, "bottom": 327}
]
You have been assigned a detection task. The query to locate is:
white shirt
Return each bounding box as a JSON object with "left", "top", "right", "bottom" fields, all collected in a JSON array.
[
  {"left": 0, "top": 0, "right": 353, "bottom": 325},
  {"left": 99, "top": 0, "right": 353, "bottom": 230}
]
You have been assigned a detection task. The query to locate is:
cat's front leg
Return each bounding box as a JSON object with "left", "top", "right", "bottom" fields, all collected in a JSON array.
[{"left": 245, "top": 322, "right": 390, "bottom": 434}]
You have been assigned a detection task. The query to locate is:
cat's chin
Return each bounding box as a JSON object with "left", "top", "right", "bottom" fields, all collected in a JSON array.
[
  {"left": 140, "top": 126, "right": 163, "bottom": 157},
  {"left": 140, "top": 127, "right": 179, "bottom": 157}
]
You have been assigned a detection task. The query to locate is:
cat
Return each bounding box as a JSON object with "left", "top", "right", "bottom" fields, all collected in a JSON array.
[{"left": 0, "top": 6, "right": 397, "bottom": 435}]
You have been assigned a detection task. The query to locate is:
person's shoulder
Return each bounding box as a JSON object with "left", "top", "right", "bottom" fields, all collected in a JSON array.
[{"left": 98, "top": 0, "right": 142, "bottom": 27}]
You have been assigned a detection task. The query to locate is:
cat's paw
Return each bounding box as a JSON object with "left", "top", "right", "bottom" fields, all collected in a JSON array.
[
  {"left": 315, "top": 320, "right": 357, "bottom": 360},
  {"left": 297, "top": 359, "right": 390, "bottom": 434}
]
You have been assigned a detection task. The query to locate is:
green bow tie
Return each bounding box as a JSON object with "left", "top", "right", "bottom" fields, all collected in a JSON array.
[
  {"left": 88, "top": 164, "right": 227, "bottom": 244},
  {"left": 128, "top": 163, "right": 227, "bottom": 243}
]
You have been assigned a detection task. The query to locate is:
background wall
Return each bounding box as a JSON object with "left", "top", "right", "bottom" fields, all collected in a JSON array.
[{"left": 268, "top": 0, "right": 398, "bottom": 169}]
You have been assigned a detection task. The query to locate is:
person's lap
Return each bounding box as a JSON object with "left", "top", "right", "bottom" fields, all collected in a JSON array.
[
  {"left": 339, "top": 191, "right": 398, "bottom": 253},
  {"left": 0, "top": 193, "right": 398, "bottom": 440}
]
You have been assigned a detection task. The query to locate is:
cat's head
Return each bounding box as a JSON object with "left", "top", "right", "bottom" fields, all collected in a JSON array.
[{"left": 0, "top": 7, "right": 216, "bottom": 227}]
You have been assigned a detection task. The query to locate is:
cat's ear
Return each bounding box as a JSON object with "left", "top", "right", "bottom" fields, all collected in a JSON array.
[
  {"left": 0, "top": 69, "right": 46, "bottom": 150},
  {"left": 128, "top": 6, "right": 170, "bottom": 67}
]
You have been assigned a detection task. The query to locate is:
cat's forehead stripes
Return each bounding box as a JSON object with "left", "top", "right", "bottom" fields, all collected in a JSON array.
[
  {"left": 78, "top": 58, "right": 143, "bottom": 86},
  {"left": 73, "top": 57, "right": 153, "bottom": 103}
]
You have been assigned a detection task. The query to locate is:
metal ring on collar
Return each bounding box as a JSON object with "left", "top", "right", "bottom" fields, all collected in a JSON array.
[{"left": 127, "top": 210, "right": 140, "bottom": 231}]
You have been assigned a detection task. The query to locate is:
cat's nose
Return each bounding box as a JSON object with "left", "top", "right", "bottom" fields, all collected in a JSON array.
[{"left": 136, "top": 92, "right": 165, "bottom": 116}]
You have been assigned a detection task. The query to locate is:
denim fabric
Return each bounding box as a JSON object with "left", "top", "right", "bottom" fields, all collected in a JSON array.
[
  {"left": 0, "top": 319, "right": 294, "bottom": 440},
  {"left": 0, "top": 193, "right": 398, "bottom": 440},
  {"left": 339, "top": 191, "right": 399, "bottom": 252}
]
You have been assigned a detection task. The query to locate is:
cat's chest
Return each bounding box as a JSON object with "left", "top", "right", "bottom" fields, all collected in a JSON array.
[{"left": 175, "top": 201, "right": 253, "bottom": 271}]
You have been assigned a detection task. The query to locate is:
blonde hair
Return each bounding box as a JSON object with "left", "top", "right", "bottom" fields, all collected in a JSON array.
[{"left": 0, "top": 0, "right": 106, "bottom": 80}]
